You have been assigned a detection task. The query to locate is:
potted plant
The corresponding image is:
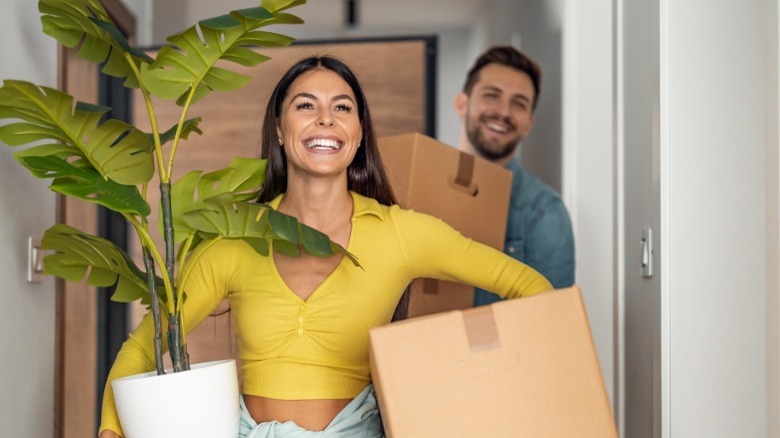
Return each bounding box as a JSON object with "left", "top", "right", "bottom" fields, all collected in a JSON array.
[{"left": 0, "top": 0, "right": 357, "bottom": 435}]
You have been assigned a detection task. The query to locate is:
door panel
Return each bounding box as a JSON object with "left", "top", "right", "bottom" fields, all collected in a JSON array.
[{"left": 621, "top": 0, "right": 663, "bottom": 436}]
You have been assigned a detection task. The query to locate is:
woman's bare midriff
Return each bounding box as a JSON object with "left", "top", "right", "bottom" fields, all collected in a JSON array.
[{"left": 244, "top": 394, "right": 352, "bottom": 431}]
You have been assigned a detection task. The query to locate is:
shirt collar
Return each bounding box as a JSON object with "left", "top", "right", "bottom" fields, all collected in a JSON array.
[
  {"left": 350, "top": 191, "right": 385, "bottom": 220},
  {"left": 267, "top": 191, "right": 385, "bottom": 221}
]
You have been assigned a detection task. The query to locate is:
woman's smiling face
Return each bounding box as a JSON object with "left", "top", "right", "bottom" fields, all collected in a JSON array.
[{"left": 277, "top": 68, "right": 363, "bottom": 180}]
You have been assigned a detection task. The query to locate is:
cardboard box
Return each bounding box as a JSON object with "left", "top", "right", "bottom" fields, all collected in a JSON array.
[
  {"left": 368, "top": 286, "right": 618, "bottom": 437},
  {"left": 377, "top": 133, "right": 512, "bottom": 318}
]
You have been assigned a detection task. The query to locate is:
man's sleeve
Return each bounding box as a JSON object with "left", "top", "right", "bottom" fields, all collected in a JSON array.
[{"left": 524, "top": 198, "right": 576, "bottom": 289}]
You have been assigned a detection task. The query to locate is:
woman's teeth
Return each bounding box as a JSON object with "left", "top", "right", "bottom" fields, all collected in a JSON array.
[{"left": 305, "top": 139, "right": 341, "bottom": 150}]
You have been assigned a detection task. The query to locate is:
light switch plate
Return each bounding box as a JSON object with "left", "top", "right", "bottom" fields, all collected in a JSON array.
[{"left": 28, "top": 236, "right": 43, "bottom": 283}]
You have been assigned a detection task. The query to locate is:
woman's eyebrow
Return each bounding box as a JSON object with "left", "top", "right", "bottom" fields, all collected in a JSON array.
[
  {"left": 290, "top": 92, "right": 356, "bottom": 104},
  {"left": 332, "top": 94, "right": 356, "bottom": 104},
  {"left": 290, "top": 92, "right": 317, "bottom": 102}
]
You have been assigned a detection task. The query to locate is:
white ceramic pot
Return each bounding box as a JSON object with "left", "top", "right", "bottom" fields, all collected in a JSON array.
[{"left": 111, "top": 358, "right": 239, "bottom": 438}]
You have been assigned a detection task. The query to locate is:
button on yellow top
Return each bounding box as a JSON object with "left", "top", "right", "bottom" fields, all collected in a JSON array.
[{"left": 297, "top": 328, "right": 304, "bottom": 336}]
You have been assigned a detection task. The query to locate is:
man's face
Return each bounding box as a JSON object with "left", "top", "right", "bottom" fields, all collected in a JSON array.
[{"left": 456, "top": 63, "right": 536, "bottom": 161}]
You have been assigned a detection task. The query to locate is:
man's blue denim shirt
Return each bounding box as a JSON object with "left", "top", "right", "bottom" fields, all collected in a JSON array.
[{"left": 474, "top": 157, "right": 576, "bottom": 306}]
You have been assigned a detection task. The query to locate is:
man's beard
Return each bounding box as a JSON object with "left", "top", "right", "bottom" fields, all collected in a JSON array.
[{"left": 465, "top": 114, "right": 520, "bottom": 162}]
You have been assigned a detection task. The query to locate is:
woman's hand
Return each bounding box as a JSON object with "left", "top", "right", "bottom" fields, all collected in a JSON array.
[{"left": 98, "top": 430, "right": 122, "bottom": 438}]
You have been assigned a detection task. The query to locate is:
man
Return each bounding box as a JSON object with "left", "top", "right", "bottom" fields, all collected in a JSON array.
[{"left": 454, "top": 45, "right": 575, "bottom": 306}]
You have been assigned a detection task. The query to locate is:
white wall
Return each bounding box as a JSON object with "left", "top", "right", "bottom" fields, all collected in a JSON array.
[
  {"left": 0, "top": 0, "right": 58, "bottom": 436},
  {"left": 767, "top": 1, "right": 780, "bottom": 435},
  {"left": 667, "top": 1, "right": 769, "bottom": 435},
  {"left": 562, "top": 0, "right": 616, "bottom": 415}
]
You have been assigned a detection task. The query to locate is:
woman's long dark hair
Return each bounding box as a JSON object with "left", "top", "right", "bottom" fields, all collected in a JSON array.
[
  {"left": 256, "top": 55, "right": 409, "bottom": 320},
  {"left": 256, "top": 55, "right": 397, "bottom": 207}
]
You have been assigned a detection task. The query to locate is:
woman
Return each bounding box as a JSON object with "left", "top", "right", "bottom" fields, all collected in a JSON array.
[{"left": 98, "top": 56, "right": 553, "bottom": 437}]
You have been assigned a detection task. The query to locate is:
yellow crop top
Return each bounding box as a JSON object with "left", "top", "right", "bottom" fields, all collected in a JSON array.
[{"left": 99, "top": 191, "right": 553, "bottom": 435}]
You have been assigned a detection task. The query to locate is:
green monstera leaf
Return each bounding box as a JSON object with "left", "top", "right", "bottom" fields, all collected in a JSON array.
[
  {"left": 267, "top": 209, "right": 360, "bottom": 265},
  {"left": 140, "top": 3, "right": 304, "bottom": 105},
  {"left": 261, "top": 0, "right": 308, "bottom": 13},
  {"left": 183, "top": 200, "right": 360, "bottom": 266},
  {"left": 41, "top": 224, "right": 150, "bottom": 303},
  {"left": 183, "top": 197, "right": 273, "bottom": 239},
  {"left": 20, "top": 155, "right": 150, "bottom": 216},
  {"left": 154, "top": 117, "right": 204, "bottom": 147},
  {"left": 39, "top": 0, "right": 153, "bottom": 88},
  {"left": 0, "top": 80, "right": 154, "bottom": 186},
  {"left": 167, "top": 157, "right": 267, "bottom": 244},
  {"left": 190, "top": 156, "right": 267, "bottom": 203}
]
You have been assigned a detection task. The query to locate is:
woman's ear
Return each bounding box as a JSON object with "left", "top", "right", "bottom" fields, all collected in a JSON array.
[{"left": 276, "top": 121, "right": 283, "bottom": 145}]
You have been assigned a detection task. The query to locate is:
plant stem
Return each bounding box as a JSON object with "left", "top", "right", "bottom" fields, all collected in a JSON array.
[
  {"left": 160, "top": 182, "right": 175, "bottom": 307},
  {"left": 159, "top": 181, "right": 190, "bottom": 371},
  {"left": 166, "top": 86, "right": 198, "bottom": 179},
  {"left": 126, "top": 216, "right": 175, "bottom": 313},
  {"left": 141, "top": 245, "right": 166, "bottom": 375},
  {"left": 177, "top": 233, "right": 197, "bottom": 275},
  {"left": 167, "top": 311, "right": 190, "bottom": 372},
  {"left": 125, "top": 53, "right": 167, "bottom": 183}
]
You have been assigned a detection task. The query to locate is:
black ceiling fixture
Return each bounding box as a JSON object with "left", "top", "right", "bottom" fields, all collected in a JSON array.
[{"left": 346, "top": 0, "right": 358, "bottom": 27}]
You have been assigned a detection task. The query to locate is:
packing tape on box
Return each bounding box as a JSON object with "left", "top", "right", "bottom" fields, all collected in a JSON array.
[
  {"left": 451, "top": 151, "right": 479, "bottom": 196},
  {"left": 462, "top": 305, "right": 502, "bottom": 352}
]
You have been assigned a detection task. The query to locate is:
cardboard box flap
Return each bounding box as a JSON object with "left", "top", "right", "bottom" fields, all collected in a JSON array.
[{"left": 369, "top": 286, "right": 618, "bottom": 437}]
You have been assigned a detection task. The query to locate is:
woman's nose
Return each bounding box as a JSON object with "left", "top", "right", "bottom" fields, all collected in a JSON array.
[{"left": 317, "top": 110, "right": 334, "bottom": 126}]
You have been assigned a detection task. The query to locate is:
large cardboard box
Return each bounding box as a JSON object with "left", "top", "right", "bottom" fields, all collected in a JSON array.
[
  {"left": 377, "top": 133, "right": 512, "bottom": 318},
  {"left": 369, "top": 286, "right": 618, "bottom": 437}
]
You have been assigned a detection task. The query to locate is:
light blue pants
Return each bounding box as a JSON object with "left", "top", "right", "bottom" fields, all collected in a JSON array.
[{"left": 239, "top": 385, "right": 384, "bottom": 438}]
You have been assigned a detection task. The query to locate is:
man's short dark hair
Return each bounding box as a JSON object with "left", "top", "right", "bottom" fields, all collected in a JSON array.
[{"left": 462, "top": 46, "right": 542, "bottom": 111}]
